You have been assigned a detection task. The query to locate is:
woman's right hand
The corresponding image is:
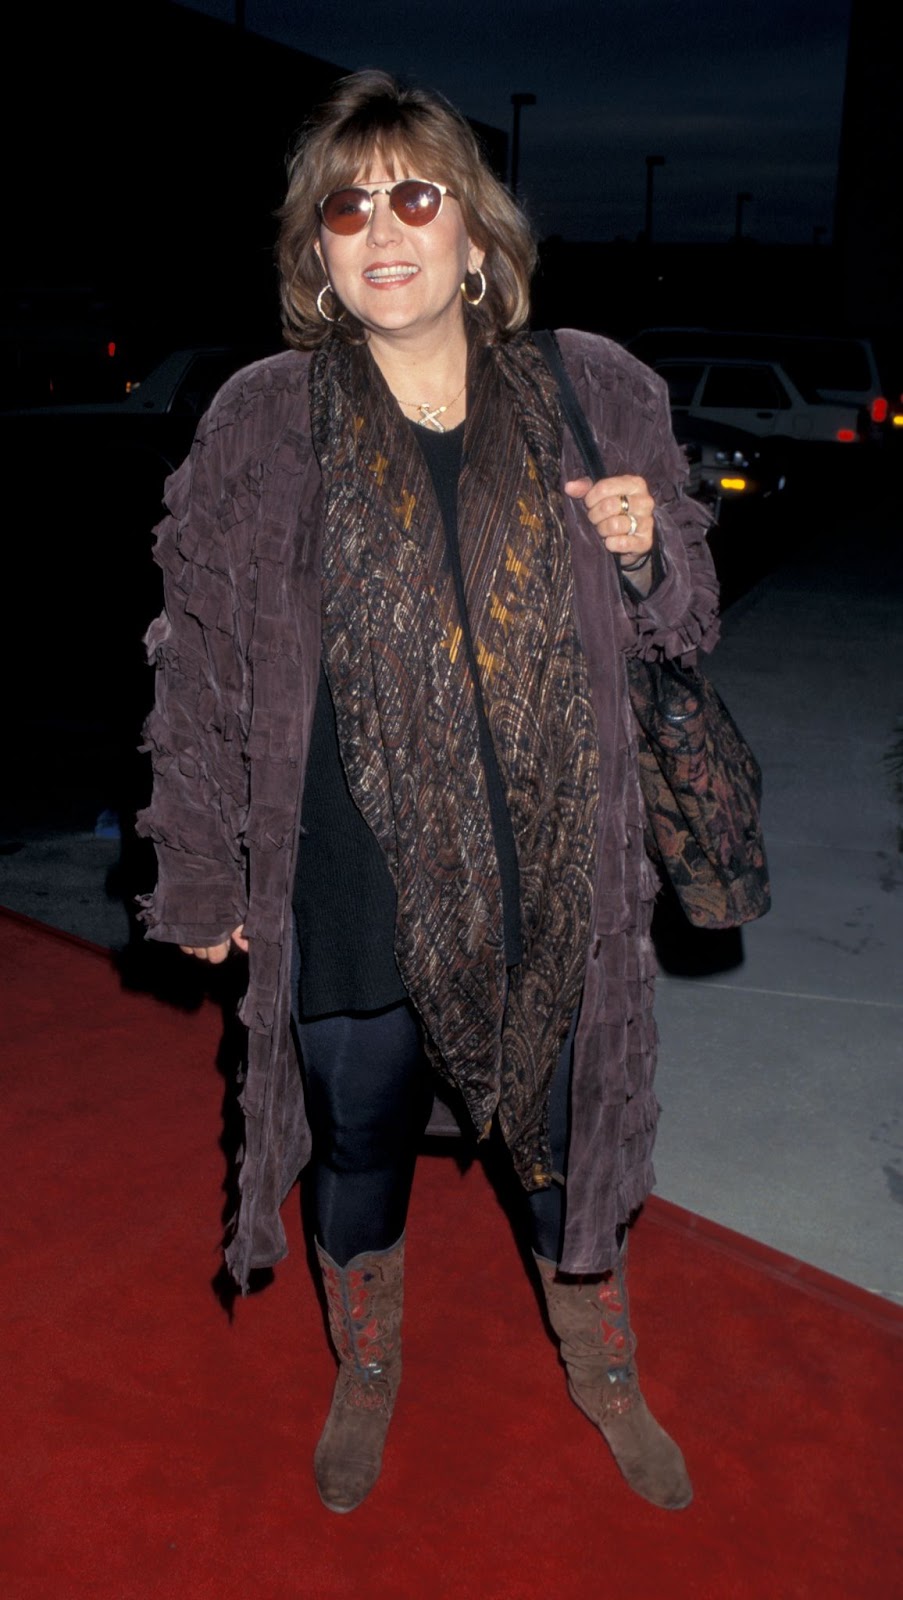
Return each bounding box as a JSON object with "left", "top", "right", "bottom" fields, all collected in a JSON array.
[{"left": 180, "top": 925, "right": 249, "bottom": 963}]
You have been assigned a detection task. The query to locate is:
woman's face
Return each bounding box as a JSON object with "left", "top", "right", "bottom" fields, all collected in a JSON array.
[{"left": 315, "top": 158, "right": 484, "bottom": 346}]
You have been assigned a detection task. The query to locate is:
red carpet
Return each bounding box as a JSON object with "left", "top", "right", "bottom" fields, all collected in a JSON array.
[{"left": 2, "top": 909, "right": 901, "bottom": 1600}]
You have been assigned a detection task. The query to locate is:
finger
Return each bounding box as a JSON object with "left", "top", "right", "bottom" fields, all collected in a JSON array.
[
  {"left": 583, "top": 501, "right": 652, "bottom": 538},
  {"left": 581, "top": 475, "right": 652, "bottom": 513},
  {"left": 589, "top": 474, "right": 647, "bottom": 498},
  {"left": 583, "top": 487, "right": 654, "bottom": 521},
  {"left": 563, "top": 476, "right": 593, "bottom": 499},
  {"left": 605, "top": 535, "right": 652, "bottom": 556},
  {"left": 231, "top": 926, "right": 249, "bottom": 953}
]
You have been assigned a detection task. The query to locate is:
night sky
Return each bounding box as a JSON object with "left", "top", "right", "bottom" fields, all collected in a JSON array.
[{"left": 176, "top": 0, "right": 853, "bottom": 246}]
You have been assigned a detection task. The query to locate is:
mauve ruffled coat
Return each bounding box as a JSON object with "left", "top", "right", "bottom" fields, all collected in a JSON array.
[{"left": 137, "top": 330, "right": 719, "bottom": 1289}]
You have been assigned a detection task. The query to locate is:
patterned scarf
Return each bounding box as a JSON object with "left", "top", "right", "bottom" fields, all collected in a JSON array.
[{"left": 309, "top": 331, "right": 599, "bottom": 1187}]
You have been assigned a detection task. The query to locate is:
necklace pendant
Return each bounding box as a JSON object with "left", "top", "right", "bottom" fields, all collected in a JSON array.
[{"left": 418, "top": 403, "right": 446, "bottom": 432}]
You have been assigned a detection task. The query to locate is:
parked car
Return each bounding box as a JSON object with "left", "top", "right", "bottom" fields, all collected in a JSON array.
[
  {"left": 650, "top": 356, "right": 867, "bottom": 450},
  {"left": 626, "top": 327, "right": 889, "bottom": 441},
  {"left": 666, "top": 405, "right": 790, "bottom": 606},
  {"left": 670, "top": 409, "right": 787, "bottom": 521},
  {"left": 1, "top": 344, "right": 267, "bottom": 471}
]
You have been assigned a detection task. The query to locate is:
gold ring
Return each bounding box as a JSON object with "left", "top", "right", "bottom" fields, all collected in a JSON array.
[{"left": 619, "top": 493, "right": 630, "bottom": 516}]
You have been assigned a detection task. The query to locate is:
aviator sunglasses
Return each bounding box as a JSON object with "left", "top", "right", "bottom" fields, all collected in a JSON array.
[{"left": 317, "top": 179, "right": 457, "bottom": 236}]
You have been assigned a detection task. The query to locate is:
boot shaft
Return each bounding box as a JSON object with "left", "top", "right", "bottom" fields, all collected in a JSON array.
[
  {"left": 535, "top": 1246, "right": 637, "bottom": 1389},
  {"left": 316, "top": 1235, "right": 405, "bottom": 1391},
  {"left": 313, "top": 1236, "right": 405, "bottom": 1513}
]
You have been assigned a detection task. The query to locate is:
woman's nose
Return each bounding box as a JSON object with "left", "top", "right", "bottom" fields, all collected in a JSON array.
[{"left": 366, "top": 192, "right": 401, "bottom": 245}]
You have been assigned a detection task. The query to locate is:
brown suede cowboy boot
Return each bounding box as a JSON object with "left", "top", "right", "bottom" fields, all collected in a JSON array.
[
  {"left": 535, "top": 1242, "right": 692, "bottom": 1510},
  {"left": 314, "top": 1235, "right": 405, "bottom": 1513}
]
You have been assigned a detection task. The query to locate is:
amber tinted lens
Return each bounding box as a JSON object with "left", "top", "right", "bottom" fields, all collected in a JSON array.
[
  {"left": 319, "top": 188, "right": 374, "bottom": 234},
  {"left": 389, "top": 181, "right": 443, "bottom": 226}
]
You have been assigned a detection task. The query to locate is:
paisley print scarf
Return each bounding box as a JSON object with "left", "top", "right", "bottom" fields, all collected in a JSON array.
[{"left": 309, "top": 331, "right": 599, "bottom": 1189}]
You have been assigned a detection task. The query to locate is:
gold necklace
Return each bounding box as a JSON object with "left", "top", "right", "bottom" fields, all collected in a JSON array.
[{"left": 399, "top": 379, "right": 467, "bottom": 433}]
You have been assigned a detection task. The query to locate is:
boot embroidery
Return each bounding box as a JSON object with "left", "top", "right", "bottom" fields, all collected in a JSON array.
[
  {"left": 596, "top": 1285, "right": 628, "bottom": 1355},
  {"left": 320, "top": 1249, "right": 402, "bottom": 1389}
]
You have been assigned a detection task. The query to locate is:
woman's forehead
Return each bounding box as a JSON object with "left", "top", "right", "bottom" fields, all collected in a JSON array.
[{"left": 340, "top": 137, "right": 436, "bottom": 185}]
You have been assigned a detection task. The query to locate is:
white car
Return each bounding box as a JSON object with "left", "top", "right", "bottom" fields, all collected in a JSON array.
[
  {"left": 628, "top": 327, "right": 888, "bottom": 438},
  {"left": 653, "top": 357, "right": 866, "bottom": 446}
]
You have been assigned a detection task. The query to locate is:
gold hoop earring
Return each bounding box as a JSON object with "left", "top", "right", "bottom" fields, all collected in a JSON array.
[
  {"left": 317, "top": 283, "right": 340, "bottom": 323},
  {"left": 461, "top": 267, "right": 487, "bottom": 307}
]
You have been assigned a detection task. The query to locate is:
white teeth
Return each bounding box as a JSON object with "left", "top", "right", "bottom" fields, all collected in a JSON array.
[{"left": 365, "top": 266, "right": 418, "bottom": 280}]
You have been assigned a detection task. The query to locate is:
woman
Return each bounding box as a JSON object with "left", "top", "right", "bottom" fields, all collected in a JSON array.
[{"left": 138, "top": 70, "right": 719, "bottom": 1516}]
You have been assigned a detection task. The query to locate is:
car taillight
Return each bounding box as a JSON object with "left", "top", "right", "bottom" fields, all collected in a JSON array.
[
  {"left": 870, "top": 396, "right": 888, "bottom": 423},
  {"left": 836, "top": 428, "right": 857, "bottom": 442}
]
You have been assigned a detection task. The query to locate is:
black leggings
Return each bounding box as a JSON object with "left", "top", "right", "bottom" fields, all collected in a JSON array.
[{"left": 294, "top": 994, "right": 574, "bottom": 1268}]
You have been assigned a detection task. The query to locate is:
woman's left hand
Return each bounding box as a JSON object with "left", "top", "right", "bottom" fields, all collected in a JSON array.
[{"left": 564, "top": 473, "right": 655, "bottom": 566}]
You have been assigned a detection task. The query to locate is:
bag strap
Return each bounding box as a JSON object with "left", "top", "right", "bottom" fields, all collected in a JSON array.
[
  {"left": 534, "top": 328, "right": 655, "bottom": 592},
  {"left": 532, "top": 329, "right": 608, "bottom": 482}
]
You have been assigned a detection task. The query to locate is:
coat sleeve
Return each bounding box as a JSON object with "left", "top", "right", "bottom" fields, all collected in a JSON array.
[
  {"left": 618, "top": 365, "right": 720, "bottom": 662},
  {"left": 136, "top": 416, "right": 250, "bottom": 948},
  {"left": 559, "top": 329, "right": 720, "bottom": 663}
]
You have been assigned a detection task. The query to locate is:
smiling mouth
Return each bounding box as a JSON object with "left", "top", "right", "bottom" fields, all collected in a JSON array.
[{"left": 363, "top": 264, "right": 420, "bottom": 284}]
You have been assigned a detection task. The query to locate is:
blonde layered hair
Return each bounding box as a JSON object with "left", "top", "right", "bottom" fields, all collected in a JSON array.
[{"left": 277, "top": 71, "right": 537, "bottom": 349}]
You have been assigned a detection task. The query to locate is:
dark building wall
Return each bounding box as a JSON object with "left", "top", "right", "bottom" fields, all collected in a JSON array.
[
  {"left": 533, "top": 238, "right": 844, "bottom": 345},
  {"left": 8, "top": 2, "right": 347, "bottom": 354},
  {"left": 834, "top": 0, "right": 903, "bottom": 336},
  {"left": 7, "top": 0, "right": 506, "bottom": 372}
]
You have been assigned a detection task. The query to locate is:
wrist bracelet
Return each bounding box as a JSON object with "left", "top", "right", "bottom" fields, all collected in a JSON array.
[{"left": 619, "top": 549, "right": 653, "bottom": 574}]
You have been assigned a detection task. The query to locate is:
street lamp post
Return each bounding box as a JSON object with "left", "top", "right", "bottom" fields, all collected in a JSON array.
[
  {"left": 510, "top": 93, "right": 537, "bottom": 198},
  {"left": 644, "top": 155, "right": 666, "bottom": 244}
]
